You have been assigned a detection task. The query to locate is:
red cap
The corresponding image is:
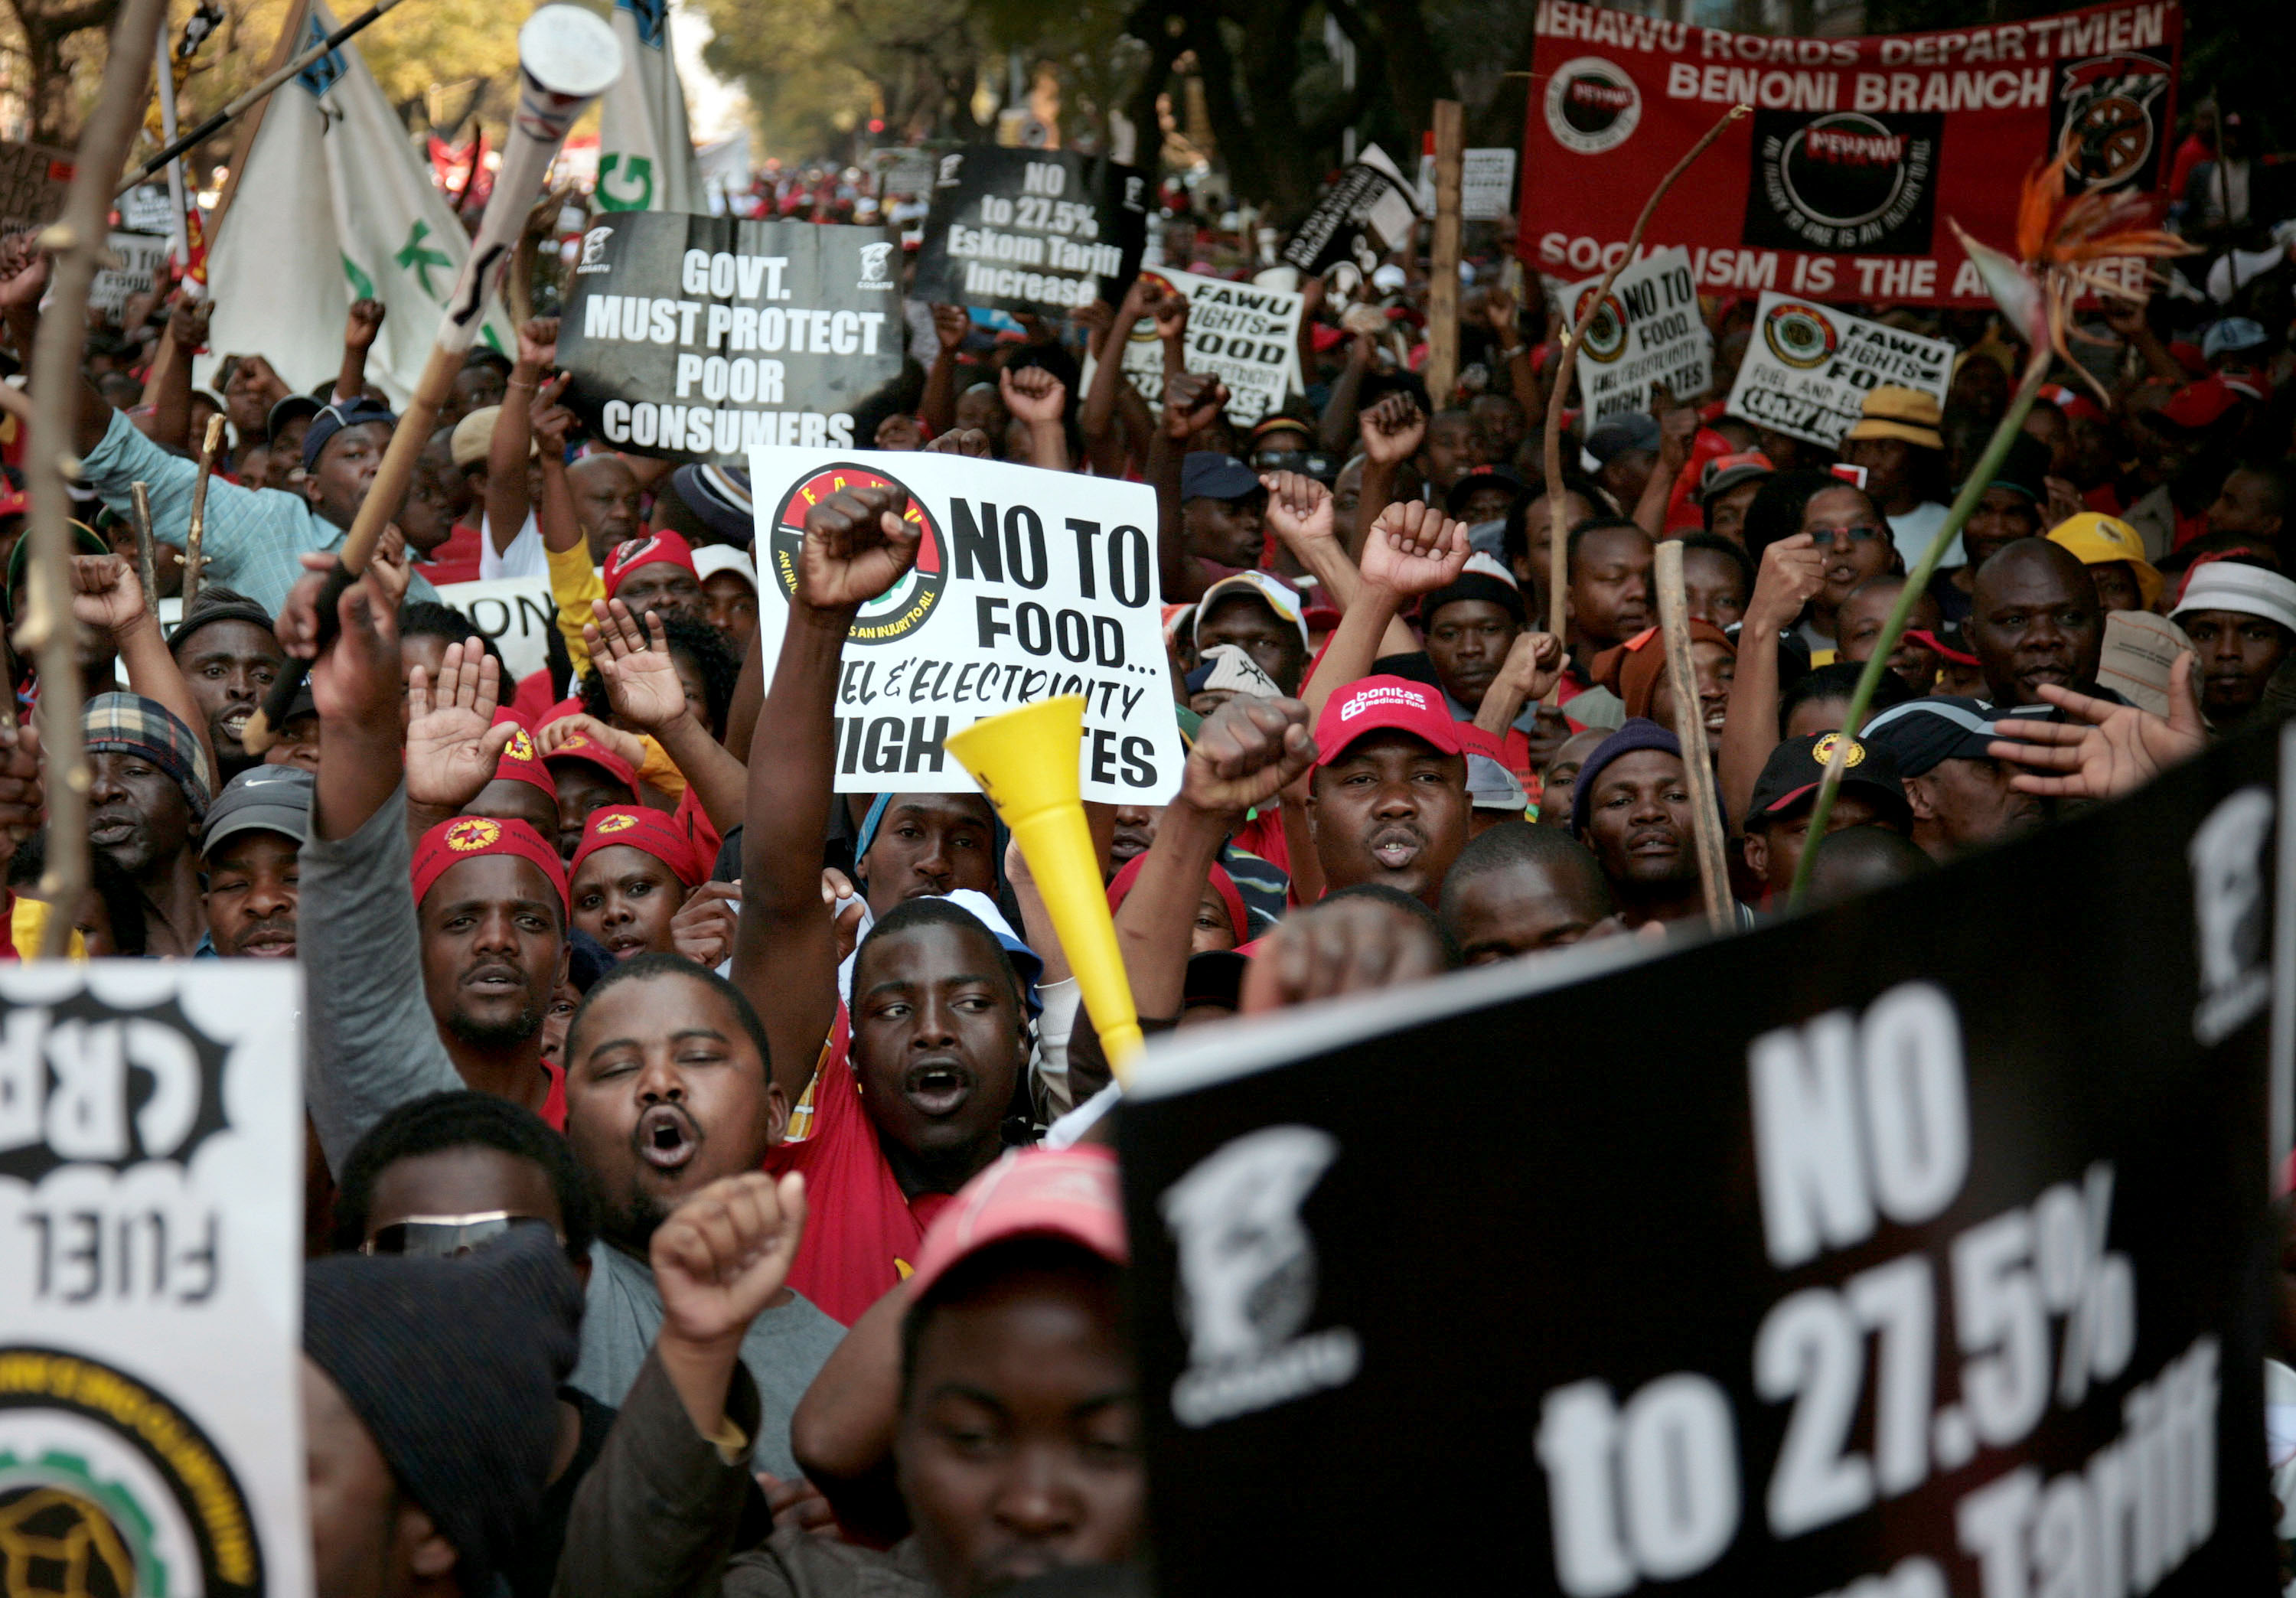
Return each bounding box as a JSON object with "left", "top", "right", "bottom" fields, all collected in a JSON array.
[
  {"left": 2038, "top": 383, "right": 2106, "bottom": 426},
  {"left": 489, "top": 722, "right": 557, "bottom": 798},
  {"left": 1105, "top": 851, "right": 1247, "bottom": 944},
  {"left": 0, "top": 482, "right": 26, "bottom": 519},
  {"left": 2156, "top": 376, "right": 2240, "bottom": 431},
  {"left": 1314, "top": 674, "right": 1465, "bottom": 765},
  {"left": 542, "top": 729, "right": 640, "bottom": 792},
  {"left": 411, "top": 815, "right": 569, "bottom": 913},
  {"left": 570, "top": 804, "right": 700, "bottom": 888},
  {"left": 602, "top": 530, "right": 700, "bottom": 598},
  {"left": 902, "top": 1146, "right": 1127, "bottom": 1303}
]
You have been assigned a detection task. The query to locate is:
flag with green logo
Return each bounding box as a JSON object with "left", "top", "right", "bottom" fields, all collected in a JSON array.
[
  {"left": 198, "top": 0, "right": 510, "bottom": 404},
  {"left": 595, "top": 0, "right": 702, "bottom": 214}
]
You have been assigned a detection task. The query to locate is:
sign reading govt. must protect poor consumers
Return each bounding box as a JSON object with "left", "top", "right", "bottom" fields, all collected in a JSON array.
[
  {"left": 1725, "top": 289, "right": 1955, "bottom": 447},
  {"left": 911, "top": 147, "right": 1149, "bottom": 318},
  {"left": 556, "top": 211, "right": 907, "bottom": 465},
  {"left": 748, "top": 447, "right": 1181, "bottom": 804},
  {"left": 0, "top": 962, "right": 308, "bottom": 1598}
]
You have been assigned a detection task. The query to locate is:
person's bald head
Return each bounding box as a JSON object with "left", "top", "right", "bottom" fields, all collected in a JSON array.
[
  {"left": 567, "top": 455, "right": 642, "bottom": 561},
  {"left": 1437, "top": 821, "right": 1616, "bottom": 964},
  {"left": 1801, "top": 824, "right": 1935, "bottom": 910},
  {"left": 1968, "top": 537, "right": 2102, "bottom": 708}
]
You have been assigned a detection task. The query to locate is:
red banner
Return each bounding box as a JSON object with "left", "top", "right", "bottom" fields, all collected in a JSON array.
[{"left": 1518, "top": 0, "right": 2181, "bottom": 306}]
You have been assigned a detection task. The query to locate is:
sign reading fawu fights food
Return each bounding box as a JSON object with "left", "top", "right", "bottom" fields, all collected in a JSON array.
[
  {"left": 555, "top": 211, "right": 907, "bottom": 465},
  {"left": 1725, "top": 290, "right": 1955, "bottom": 445},
  {"left": 1120, "top": 717, "right": 2287, "bottom": 1595},
  {"left": 1088, "top": 266, "right": 1304, "bottom": 428},
  {"left": 0, "top": 963, "right": 308, "bottom": 1598},
  {"left": 748, "top": 447, "right": 1182, "bottom": 804},
  {"left": 1566, "top": 246, "right": 1714, "bottom": 424},
  {"left": 1520, "top": 0, "right": 2181, "bottom": 306},
  {"left": 911, "top": 147, "right": 1148, "bottom": 317}
]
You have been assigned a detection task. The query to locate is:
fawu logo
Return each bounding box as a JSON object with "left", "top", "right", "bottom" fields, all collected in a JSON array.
[
  {"left": 1159, "top": 1125, "right": 1360, "bottom": 1428},
  {"left": 857, "top": 240, "right": 895, "bottom": 290},
  {"left": 576, "top": 226, "right": 615, "bottom": 274},
  {"left": 2189, "top": 785, "right": 2274, "bottom": 1045}
]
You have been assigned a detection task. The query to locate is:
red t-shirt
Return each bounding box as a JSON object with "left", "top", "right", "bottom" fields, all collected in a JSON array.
[
  {"left": 763, "top": 1009, "right": 954, "bottom": 1326},
  {"left": 539, "top": 1062, "right": 567, "bottom": 1132},
  {"left": 507, "top": 668, "right": 562, "bottom": 730},
  {"left": 422, "top": 523, "right": 486, "bottom": 587}
]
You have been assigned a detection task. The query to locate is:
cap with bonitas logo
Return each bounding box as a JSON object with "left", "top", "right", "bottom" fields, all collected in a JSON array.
[{"left": 1314, "top": 674, "right": 1466, "bottom": 766}]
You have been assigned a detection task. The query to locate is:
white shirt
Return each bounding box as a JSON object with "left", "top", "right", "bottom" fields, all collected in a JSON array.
[
  {"left": 478, "top": 509, "right": 544, "bottom": 580},
  {"left": 1887, "top": 500, "right": 1955, "bottom": 571}
]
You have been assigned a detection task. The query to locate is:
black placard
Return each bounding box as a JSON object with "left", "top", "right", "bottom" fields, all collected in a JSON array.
[
  {"left": 1278, "top": 148, "right": 1422, "bottom": 285},
  {"left": 909, "top": 147, "right": 1147, "bottom": 317},
  {"left": 1120, "top": 721, "right": 2285, "bottom": 1596},
  {"left": 555, "top": 211, "right": 906, "bottom": 465}
]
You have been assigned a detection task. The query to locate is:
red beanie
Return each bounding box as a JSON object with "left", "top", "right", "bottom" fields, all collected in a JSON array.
[
  {"left": 602, "top": 531, "right": 699, "bottom": 598},
  {"left": 412, "top": 816, "right": 569, "bottom": 914},
  {"left": 569, "top": 805, "right": 700, "bottom": 888}
]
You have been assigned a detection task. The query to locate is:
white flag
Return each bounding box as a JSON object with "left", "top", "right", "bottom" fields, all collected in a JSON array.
[
  {"left": 197, "top": 1, "right": 511, "bottom": 403},
  {"left": 596, "top": 0, "right": 702, "bottom": 214}
]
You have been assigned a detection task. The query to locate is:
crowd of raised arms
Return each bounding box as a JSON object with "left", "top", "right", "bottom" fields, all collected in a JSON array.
[{"left": 3, "top": 87, "right": 2296, "bottom": 1598}]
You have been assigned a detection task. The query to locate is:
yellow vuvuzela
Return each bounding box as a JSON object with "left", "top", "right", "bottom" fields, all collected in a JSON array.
[{"left": 945, "top": 697, "right": 1144, "bottom": 1082}]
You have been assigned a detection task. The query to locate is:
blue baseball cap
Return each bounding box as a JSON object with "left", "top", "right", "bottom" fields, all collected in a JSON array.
[{"left": 302, "top": 399, "right": 397, "bottom": 473}]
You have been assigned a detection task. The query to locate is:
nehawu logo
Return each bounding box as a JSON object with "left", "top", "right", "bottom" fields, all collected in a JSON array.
[
  {"left": 1159, "top": 1125, "right": 1360, "bottom": 1428},
  {"left": 857, "top": 242, "right": 895, "bottom": 290},
  {"left": 2189, "top": 785, "right": 2273, "bottom": 1045},
  {"left": 0, "top": 991, "right": 231, "bottom": 1182}
]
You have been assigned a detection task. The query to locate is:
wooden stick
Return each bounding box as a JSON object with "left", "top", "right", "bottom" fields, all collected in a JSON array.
[
  {"left": 1654, "top": 540, "right": 1733, "bottom": 933},
  {"left": 22, "top": 0, "right": 168, "bottom": 957},
  {"left": 1425, "top": 99, "right": 1463, "bottom": 408},
  {"left": 181, "top": 411, "right": 223, "bottom": 605},
  {"left": 129, "top": 480, "right": 158, "bottom": 612},
  {"left": 1543, "top": 103, "right": 1747, "bottom": 700}
]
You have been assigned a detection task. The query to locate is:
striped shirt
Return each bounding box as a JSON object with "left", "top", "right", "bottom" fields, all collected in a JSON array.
[{"left": 80, "top": 409, "right": 439, "bottom": 617}]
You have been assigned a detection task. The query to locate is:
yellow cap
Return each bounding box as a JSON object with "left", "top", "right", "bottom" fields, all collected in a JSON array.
[{"left": 2048, "top": 511, "right": 2163, "bottom": 609}]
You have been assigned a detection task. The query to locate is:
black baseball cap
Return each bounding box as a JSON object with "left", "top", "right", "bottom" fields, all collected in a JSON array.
[
  {"left": 267, "top": 394, "right": 324, "bottom": 448},
  {"left": 302, "top": 399, "right": 397, "bottom": 474},
  {"left": 1181, "top": 452, "right": 1261, "bottom": 502},
  {"left": 1861, "top": 696, "right": 1998, "bottom": 778},
  {"left": 201, "top": 764, "right": 314, "bottom": 857},
  {"left": 1445, "top": 465, "right": 1527, "bottom": 517},
  {"left": 1743, "top": 732, "right": 1910, "bottom": 833}
]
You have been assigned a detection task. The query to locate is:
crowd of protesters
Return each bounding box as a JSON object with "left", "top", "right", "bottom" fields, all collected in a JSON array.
[{"left": 0, "top": 80, "right": 2291, "bottom": 1598}]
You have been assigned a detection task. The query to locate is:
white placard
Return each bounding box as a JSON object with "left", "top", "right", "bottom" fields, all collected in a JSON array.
[
  {"left": 1084, "top": 266, "right": 1303, "bottom": 427},
  {"left": 1565, "top": 246, "right": 1714, "bottom": 425},
  {"left": 435, "top": 574, "right": 563, "bottom": 686},
  {"left": 1417, "top": 148, "right": 1520, "bottom": 222},
  {"left": 0, "top": 961, "right": 309, "bottom": 1598},
  {"left": 91, "top": 231, "right": 171, "bottom": 322},
  {"left": 1724, "top": 290, "right": 1956, "bottom": 447},
  {"left": 748, "top": 448, "right": 1182, "bottom": 804}
]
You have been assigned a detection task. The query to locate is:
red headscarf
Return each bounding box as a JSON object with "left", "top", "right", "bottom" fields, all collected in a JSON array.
[
  {"left": 1106, "top": 853, "right": 1247, "bottom": 945},
  {"left": 411, "top": 816, "right": 569, "bottom": 913},
  {"left": 569, "top": 805, "right": 700, "bottom": 888}
]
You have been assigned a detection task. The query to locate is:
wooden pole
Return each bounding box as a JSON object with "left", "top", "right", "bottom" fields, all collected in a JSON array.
[
  {"left": 1653, "top": 540, "right": 1733, "bottom": 933},
  {"left": 181, "top": 412, "right": 223, "bottom": 604},
  {"left": 129, "top": 481, "right": 159, "bottom": 609},
  {"left": 22, "top": 0, "right": 169, "bottom": 956},
  {"left": 1542, "top": 103, "right": 1747, "bottom": 700},
  {"left": 1426, "top": 99, "right": 1463, "bottom": 409}
]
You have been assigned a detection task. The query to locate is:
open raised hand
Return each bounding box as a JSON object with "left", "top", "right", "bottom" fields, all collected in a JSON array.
[
  {"left": 1987, "top": 651, "right": 2206, "bottom": 801},
  {"left": 584, "top": 598, "right": 690, "bottom": 731},
  {"left": 405, "top": 638, "right": 517, "bottom": 808}
]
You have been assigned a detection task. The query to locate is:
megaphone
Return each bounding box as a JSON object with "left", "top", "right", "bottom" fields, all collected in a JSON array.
[{"left": 946, "top": 697, "right": 1144, "bottom": 1081}]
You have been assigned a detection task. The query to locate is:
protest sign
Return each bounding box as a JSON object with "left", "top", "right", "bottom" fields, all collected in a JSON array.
[
  {"left": 1725, "top": 291, "right": 1955, "bottom": 446},
  {"left": 1566, "top": 245, "right": 1714, "bottom": 422},
  {"left": 870, "top": 147, "right": 936, "bottom": 197},
  {"left": 1280, "top": 145, "right": 1420, "bottom": 289},
  {"left": 0, "top": 139, "right": 71, "bottom": 236},
  {"left": 90, "top": 232, "right": 172, "bottom": 323},
  {"left": 556, "top": 211, "right": 906, "bottom": 466},
  {"left": 910, "top": 147, "right": 1148, "bottom": 318},
  {"left": 1085, "top": 266, "right": 1303, "bottom": 427},
  {"left": 436, "top": 574, "right": 562, "bottom": 683},
  {"left": 0, "top": 962, "right": 310, "bottom": 1598},
  {"left": 1418, "top": 148, "right": 1520, "bottom": 221},
  {"left": 1120, "top": 718, "right": 2287, "bottom": 1594},
  {"left": 1519, "top": 0, "right": 2180, "bottom": 306},
  {"left": 746, "top": 446, "right": 1182, "bottom": 804},
  {"left": 119, "top": 185, "right": 179, "bottom": 236}
]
